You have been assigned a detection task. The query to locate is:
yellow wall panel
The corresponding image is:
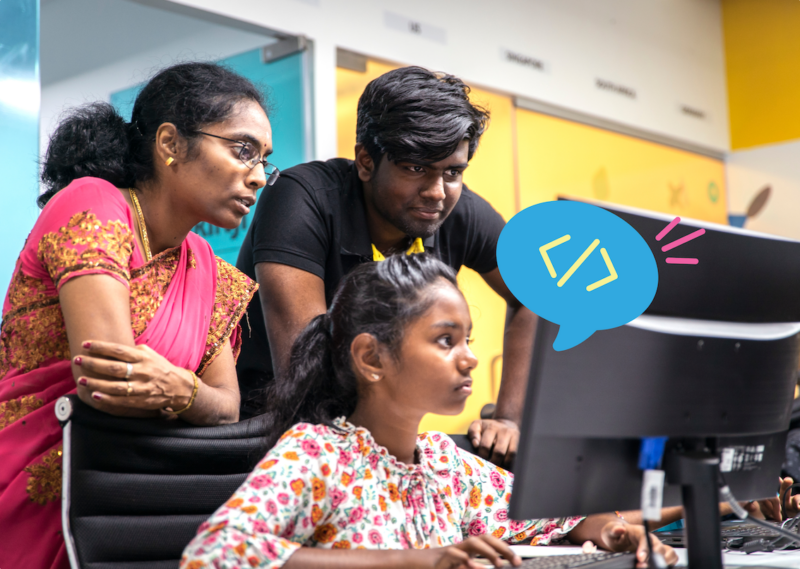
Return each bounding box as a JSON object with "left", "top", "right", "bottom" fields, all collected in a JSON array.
[
  {"left": 336, "top": 59, "right": 399, "bottom": 158},
  {"left": 516, "top": 109, "right": 728, "bottom": 224},
  {"left": 336, "top": 61, "right": 726, "bottom": 436},
  {"left": 461, "top": 88, "right": 518, "bottom": 221},
  {"left": 722, "top": 0, "right": 800, "bottom": 149}
]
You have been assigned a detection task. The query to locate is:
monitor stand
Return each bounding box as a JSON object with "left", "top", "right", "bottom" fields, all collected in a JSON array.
[{"left": 664, "top": 452, "right": 723, "bottom": 569}]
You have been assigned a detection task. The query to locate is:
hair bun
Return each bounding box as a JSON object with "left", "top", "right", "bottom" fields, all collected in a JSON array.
[{"left": 39, "top": 102, "right": 131, "bottom": 207}]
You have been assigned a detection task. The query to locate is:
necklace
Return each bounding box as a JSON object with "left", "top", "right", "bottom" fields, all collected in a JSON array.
[{"left": 128, "top": 188, "right": 152, "bottom": 262}]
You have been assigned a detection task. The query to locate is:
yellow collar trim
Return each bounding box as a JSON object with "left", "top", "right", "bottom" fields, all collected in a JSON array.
[{"left": 372, "top": 237, "right": 425, "bottom": 261}]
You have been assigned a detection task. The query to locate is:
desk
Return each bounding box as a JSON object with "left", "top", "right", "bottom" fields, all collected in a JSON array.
[
  {"left": 505, "top": 545, "right": 800, "bottom": 568},
  {"left": 719, "top": 549, "right": 800, "bottom": 568}
]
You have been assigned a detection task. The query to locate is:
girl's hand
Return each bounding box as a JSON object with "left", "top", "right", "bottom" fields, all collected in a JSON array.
[
  {"left": 754, "top": 477, "right": 800, "bottom": 522},
  {"left": 73, "top": 340, "right": 194, "bottom": 415},
  {"left": 411, "top": 534, "right": 522, "bottom": 569},
  {"left": 600, "top": 521, "right": 678, "bottom": 568}
]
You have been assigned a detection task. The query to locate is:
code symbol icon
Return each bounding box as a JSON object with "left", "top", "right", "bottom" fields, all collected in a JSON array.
[{"left": 539, "top": 235, "right": 618, "bottom": 291}]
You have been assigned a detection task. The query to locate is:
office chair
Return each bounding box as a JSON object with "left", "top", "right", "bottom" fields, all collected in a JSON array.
[
  {"left": 56, "top": 394, "right": 482, "bottom": 569},
  {"left": 56, "top": 394, "right": 270, "bottom": 569}
]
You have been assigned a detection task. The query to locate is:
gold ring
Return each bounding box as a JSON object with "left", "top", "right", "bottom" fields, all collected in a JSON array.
[{"left": 126, "top": 381, "right": 133, "bottom": 397}]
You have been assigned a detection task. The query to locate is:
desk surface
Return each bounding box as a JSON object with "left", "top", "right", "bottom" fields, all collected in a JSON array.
[{"left": 507, "top": 545, "right": 800, "bottom": 568}]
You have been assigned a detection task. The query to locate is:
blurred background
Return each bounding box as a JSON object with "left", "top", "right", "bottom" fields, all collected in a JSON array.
[{"left": 1, "top": 0, "right": 797, "bottom": 433}]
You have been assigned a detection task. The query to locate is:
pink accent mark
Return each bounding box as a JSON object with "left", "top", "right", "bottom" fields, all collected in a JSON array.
[
  {"left": 661, "top": 228, "right": 706, "bottom": 252},
  {"left": 656, "top": 217, "right": 681, "bottom": 241},
  {"left": 666, "top": 257, "right": 699, "bottom": 265}
]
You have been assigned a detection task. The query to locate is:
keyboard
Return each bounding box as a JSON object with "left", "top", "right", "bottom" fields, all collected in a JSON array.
[
  {"left": 657, "top": 518, "right": 800, "bottom": 548},
  {"left": 721, "top": 524, "right": 780, "bottom": 537},
  {"left": 723, "top": 518, "right": 800, "bottom": 551},
  {"left": 517, "top": 552, "right": 635, "bottom": 568}
]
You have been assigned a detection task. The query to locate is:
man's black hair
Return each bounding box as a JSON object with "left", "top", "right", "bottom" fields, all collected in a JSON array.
[{"left": 355, "top": 66, "right": 490, "bottom": 166}]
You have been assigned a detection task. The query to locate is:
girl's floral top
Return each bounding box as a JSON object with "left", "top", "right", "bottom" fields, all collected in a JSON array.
[{"left": 180, "top": 418, "right": 584, "bottom": 568}]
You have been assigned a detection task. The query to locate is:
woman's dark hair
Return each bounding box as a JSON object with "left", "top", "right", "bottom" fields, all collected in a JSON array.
[
  {"left": 355, "top": 66, "right": 490, "bottom": 167},
  {"left": 39, "top": 61, "right": 266, "bottom": 208},
  {"left": 263, "top": 253, "right": 458, "bottom": 449}
]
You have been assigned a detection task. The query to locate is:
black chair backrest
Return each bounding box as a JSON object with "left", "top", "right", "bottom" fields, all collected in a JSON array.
[
  {"left": 57, "top": 395, "right": 479, "bottom": 569},
  {"left": 57, "top": 395, "right": 270, "bottom": 569},
  {"left": 448, "top": 434, "right": 475, "bottom": 454}
]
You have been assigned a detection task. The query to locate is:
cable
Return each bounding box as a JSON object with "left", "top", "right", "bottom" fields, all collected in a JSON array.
[
  {"left": 764, "top": 483, "right": 800, "bottom": 551},
  {"left": 780, "top": 482, "right": 800, "bottom": 522},
  {"left": 719, "top": 481, "right": 800, "bottom": 548}
]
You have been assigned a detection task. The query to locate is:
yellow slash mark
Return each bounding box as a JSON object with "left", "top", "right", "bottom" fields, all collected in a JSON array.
[
  {"left": 586, "top": 248, "right": 618, "bottom": 291},
  {"left": 539, "top": 234, "right": 571, "bottom": 278},
  {"left": 557, "top": 239, "right": 599, "bottom": 287}
]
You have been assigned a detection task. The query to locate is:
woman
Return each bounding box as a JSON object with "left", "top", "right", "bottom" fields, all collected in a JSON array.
[
  {"left": 0, "top": 62, "right": 274, "bottom": 568},
  {"left": 181, "top": 254, "right": 677, "bottom": 568}
]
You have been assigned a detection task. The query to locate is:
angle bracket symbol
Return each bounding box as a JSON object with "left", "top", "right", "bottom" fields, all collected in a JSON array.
[
  {"left": 586, "top": 248, "right": 618, "bottom": 291},
  {"left": 539, "top": 234, "right": 571, "bottom": 278}
]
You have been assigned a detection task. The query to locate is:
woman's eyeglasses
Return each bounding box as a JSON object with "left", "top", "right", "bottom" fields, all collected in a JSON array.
[{"left": 195, "top": 131, "right": 280, "bottom": 186}]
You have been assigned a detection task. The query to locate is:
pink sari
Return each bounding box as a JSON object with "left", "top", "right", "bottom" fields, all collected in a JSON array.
[{"left": 0, "top": 177, "right": 257, "bottom": 569}]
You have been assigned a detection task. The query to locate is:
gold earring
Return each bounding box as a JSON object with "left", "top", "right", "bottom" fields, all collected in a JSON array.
[
  {"left": 371, "top": 373, "right": 380, "bottom": 380},
  {"left": 165, "top": 157, "right": 174, "bottom": 166}
]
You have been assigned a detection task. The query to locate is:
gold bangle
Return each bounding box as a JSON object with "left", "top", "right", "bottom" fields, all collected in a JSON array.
[{"left": 173, "top": 370, "right": 199, "bottom": 415}]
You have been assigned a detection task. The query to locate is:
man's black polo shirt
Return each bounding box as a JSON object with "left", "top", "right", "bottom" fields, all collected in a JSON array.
[{"left": 235, "top": 158, "right": 506, "bottom": 416}]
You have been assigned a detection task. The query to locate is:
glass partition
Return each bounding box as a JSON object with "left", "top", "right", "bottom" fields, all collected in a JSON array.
[{"left": 0, "top": 0, "right": 41, "bottom": 299}]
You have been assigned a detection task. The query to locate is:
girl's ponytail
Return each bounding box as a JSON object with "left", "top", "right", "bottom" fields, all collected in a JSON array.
[{"left": 263, "top": 312, "right": 347, "bottom": 449}]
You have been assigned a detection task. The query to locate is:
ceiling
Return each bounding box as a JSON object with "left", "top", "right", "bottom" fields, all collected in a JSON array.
[{"left": 40, "top": 0, "right": 276, "bottom": 86}]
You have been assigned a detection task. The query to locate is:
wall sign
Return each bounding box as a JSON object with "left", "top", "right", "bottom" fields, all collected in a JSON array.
[
  {"left": 596, "top": 78, "right": 636, "bottom": 99},
  {"left": 680, "top": 105, "right": 706, "bottom": 119},
  {"left": 503, "top": 49, "right": 546, "bottom": 72},
  {"left": 384, "top": 11, "right": 447, "bottom": 44}
]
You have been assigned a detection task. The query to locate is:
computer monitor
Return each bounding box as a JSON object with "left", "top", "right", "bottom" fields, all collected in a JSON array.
[
  {"left": 509, "top": 202, "right": 800, "bottom": 569},
  {"left": 565, "top": 197, "right": 800, "bottom": 323}
]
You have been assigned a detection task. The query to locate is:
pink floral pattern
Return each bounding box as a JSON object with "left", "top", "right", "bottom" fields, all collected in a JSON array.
[{"left": 180, "top": 418, "right": 583, "bottom": 568}]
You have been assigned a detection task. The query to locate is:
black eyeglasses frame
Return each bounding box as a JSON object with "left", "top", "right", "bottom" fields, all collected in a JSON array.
[{"left": 195, "top": 131, "right": 280, "bottom": 186}]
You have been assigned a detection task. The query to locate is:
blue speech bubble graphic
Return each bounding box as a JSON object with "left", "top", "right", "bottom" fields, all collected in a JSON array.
[{"left": 497, "top": 201, "right": 658, "bottom": 351}]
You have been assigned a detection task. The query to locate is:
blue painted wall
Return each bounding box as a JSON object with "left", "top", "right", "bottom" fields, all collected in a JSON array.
[
  {"left": 110, "top": 48, "right": 307, "bottom": 265},
  {"left": 0, "top": 0, "right": 41, "bottom": 301}
]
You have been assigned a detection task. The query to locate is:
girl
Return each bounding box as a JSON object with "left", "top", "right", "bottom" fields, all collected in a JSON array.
[{"left": 181, "top": 253, "right": 677, "bottom": 568}]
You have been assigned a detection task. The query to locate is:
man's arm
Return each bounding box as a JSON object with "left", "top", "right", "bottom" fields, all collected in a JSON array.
[
  {"left": 255, "top": 262, "right": 327, "bottom": 379},
  {"left": 469, "top": 266, "right": 538, "bottom": 466}
]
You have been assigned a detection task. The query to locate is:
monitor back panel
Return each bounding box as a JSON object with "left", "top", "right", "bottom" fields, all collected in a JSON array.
[
  {"left": 527, "top": 320, "right": 798, "bottom": 439},
  {"left": 509, "top": 318, "right": 797, "bottom": 520},
  {"left": 587, "top": 200, "right": 800, "bottom": 323}
]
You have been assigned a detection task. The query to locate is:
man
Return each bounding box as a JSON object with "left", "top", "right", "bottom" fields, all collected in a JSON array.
[{"left": 236, "top": 66, "right": 536, "bottom": 466}]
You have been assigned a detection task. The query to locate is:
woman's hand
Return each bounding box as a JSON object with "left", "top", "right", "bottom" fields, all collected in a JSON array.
[
  {"left": 410, "top": 534, "right": 522, "bottom": 569},
  {"left": 599, "top": 521, "right": 678, "bottom": 568},
  {"left": 73, "top": 340, "right": 193, "bottom": 415}
]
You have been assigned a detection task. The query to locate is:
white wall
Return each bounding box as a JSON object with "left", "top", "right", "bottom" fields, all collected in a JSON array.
[
  {"left": 726, "top": 141, "right": 800, "bottom": 240},
  {"left": 40, "top": 0, "right": 276, "bottom": 157},
  {"left": 164, "top": 0, "right": 730, "bottom": 159}
]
